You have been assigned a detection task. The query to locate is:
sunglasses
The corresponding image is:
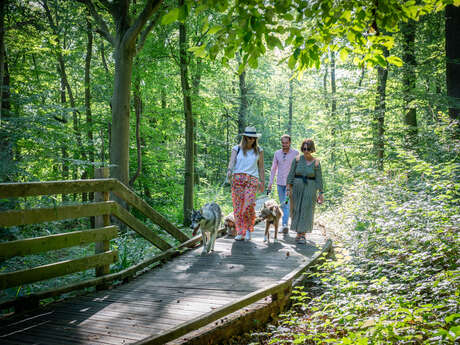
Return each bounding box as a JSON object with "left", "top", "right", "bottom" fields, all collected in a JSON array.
[{"left": 302, "top": 147, "right": 311, "bottom": 152}]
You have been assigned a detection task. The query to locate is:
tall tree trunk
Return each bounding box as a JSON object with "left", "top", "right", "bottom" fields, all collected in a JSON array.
[
  {"left": 238, "top": 70, "right": 248, "bottom": 137},
  {"left": 288, "top": 78, "right": 293, "bottom": 136},
  {"left": 43, "top": 1, "right": 86, "bottom": 166},
  {"left": 192, "top": 59, "right": 202, "bottom": 185},
  {"left": 330, "top": 51, "right": 337, "bottom": 168},
  {"left": 0, "top": 1, "right": 12, "bottom": 183},
  {"left": 179, "top": 12, "right": 194, "bottom": 226},
  {"left": 129, "top": 73, "right": 142, "bottom": 187},
  {"left": 373, "top": 48, "right": 389, "bottom": 171},
  {"left": 111, "top": 47, "right": 134, "bottom": 185},
  {"left": 401, "top": 20, "right": 418, "bottom": 145},
  {"left": 446, "top": 5, "right": 460, "bottom": 126},
  {"left": 84, "top": 15, "right": 95, "bottom": 215},
  {"left": 0, "top": 0, "right": 5, "bottom": 124}
]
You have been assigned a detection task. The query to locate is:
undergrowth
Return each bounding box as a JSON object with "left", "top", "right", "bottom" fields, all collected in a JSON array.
[{"left": 244, "top": 157, "right": 459, "bottom": 344}]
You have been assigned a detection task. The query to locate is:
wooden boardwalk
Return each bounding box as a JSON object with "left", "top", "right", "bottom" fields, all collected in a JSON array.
[{"left": 0, "top": 217, "right": 327, "bottom": 345}]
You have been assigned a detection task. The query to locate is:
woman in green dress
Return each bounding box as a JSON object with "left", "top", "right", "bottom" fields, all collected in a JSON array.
[{"left": 286, "top": 139, "right": 324, "bottom": 244}]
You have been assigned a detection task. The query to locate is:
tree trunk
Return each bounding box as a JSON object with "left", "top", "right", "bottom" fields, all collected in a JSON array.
[
  {"left": 238, "top": 70, "right": 248, "bottom": 137},
  {"left": 0, "top": 1, "right": 12, "bottom": 183},
  {"left": 179, "top": 14, "right": 194, "bottom": 226},
  {"left": 129, "top": 73, "right": 142, "bottom": 187},
  {"left": 446, "top": 5, "right": 460, "bottom": 125},
  {"left": 288, "top": 78, "right": 293, "bottom": 136},
  {"left": 330, "top": 51, "right": 337, "bottom": 167},
  {"left": 110, "top": 43, "right": 134, "bottom": 185},
  {"left": 373, "top": 48, "right": 389, "bottom": 171},
  {"left": 84, "top": 15, "right": 95, "bottom": 208},
  {"left": 192, "top": 59, "right": 202, "bottom": 185},
  {"left": 401, "top": 20, "right": 418, "bottom": 145}
]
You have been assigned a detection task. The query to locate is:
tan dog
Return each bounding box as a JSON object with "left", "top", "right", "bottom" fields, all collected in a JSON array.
[
  {"left": 260, "top": 199, "right": 283, "bottom": 243},
  {"left": 224, "top": 212, "right": 236, "bottom": 237}
]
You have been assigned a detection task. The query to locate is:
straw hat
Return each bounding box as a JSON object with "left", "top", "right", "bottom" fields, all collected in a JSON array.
[{"left": 241, "top": 126, "right": 261, "bottom": 138}]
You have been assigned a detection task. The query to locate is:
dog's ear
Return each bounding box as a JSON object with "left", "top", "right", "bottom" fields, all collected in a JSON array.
[{"left": 270, "top": 206, "right": 277, "bottom": 217}]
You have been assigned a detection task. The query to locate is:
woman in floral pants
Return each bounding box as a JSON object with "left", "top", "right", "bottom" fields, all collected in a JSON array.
[{"left": 227, "top": 127, "right": 265, "bottom": 241}]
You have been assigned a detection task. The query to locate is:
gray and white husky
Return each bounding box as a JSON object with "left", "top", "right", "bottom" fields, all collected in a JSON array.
[{"left": 190, "top": 202, "right": 222, "bottom": 255}]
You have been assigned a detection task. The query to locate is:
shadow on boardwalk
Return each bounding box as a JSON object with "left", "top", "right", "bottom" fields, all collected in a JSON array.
[{"left": 0, "top": 200, "right": 326, "bottom": 345}]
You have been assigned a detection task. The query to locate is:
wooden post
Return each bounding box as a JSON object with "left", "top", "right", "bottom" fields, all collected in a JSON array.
[{"left": 94, "top": 167, "right": 111, "bottom": 285}]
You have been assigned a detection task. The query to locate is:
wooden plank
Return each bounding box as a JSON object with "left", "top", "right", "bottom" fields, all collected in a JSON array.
[
  {"left": 0, "top": 179, "right": 118, "bottom": 198},
  {"left": 0, "top": 250, "right": 118, "bottom": 290},
  {"left": 0, "top": 201, "right": 117, "bottom": 227},
  {"left": 0, "top": 226, "right": 119, "bottom": 259},
  {"left": 0, "top": 243, "right": 194, "bottom": 311},
  {"left": 113, "top": 203, "right": 172, "bottom": 251},
  {"left": 113, "top": 181, "right": 189, "bottom": 243}
]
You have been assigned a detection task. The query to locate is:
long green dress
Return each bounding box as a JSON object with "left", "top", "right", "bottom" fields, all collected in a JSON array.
[{"left": 286, "top": 156, "right": 324, "bottom": 234}]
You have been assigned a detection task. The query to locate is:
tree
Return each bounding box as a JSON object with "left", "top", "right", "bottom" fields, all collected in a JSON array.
[
  {"left": 401, "top": 20, "right": 418, "bottom": 145},
  {"left": 78, "top": 0, "right": 164, "bottom": 185},
  {"left": 445, "top": 4, "right": 460, "bottom": 124},
  {"left": 179, "top": 0, "right": 194, "bottom": 226}
]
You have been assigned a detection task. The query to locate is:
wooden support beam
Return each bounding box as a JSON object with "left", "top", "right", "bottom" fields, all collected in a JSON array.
[
  {"left": 0, "top": 226, "right": 119, "bottom": 259},
  {"left": 0, "top": 201, "right": 117, "bottom": 227},
  {"left": 113, "top": 203, "right": 172, "bottom": 251},
  {"left": 0, "top": 179, "right": 118, "bottom": 198},
  {"left": 0, "top": 250, "right": 118, "bottom": 290},
  {"left": 113, "top": 180, "right": 189, "bottom": 243}
]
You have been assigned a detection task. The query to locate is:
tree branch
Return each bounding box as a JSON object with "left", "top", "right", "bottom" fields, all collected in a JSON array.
[
  {"left": 75, "top": 0, "right": 114, "bottom": 46},
  {"left": 124, "top": 0, "right": 163, "bottom": 49},
  {"left": 136, "top": 11, "right": 161, "bottom": 54}
]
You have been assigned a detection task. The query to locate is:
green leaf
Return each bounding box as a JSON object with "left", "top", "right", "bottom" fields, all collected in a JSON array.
[
  {"left": 387, "top": 55, "right": 403, "bottom": 67},
  {"left": 208, "top": 25, "right": 223, "bottom": 35},
  {"left": 161, "top": 8, "right": 180, "bottom": 25},
  {"left": 266, "top": 35, "right": 283, "bottom": 50},
  {"left": 339, "top": 48, "right": 349, "bottom": 62},
  {"left": 288, "top": 54, "right": 297, "bottom": 69},
  {"left": 188, "top": 45, "right": 207, "bottom": 58}
]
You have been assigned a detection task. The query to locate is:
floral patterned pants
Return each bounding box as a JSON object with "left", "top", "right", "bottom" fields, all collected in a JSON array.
[{"left": 231, "top": 173, "right": 258, "bottom": 236}]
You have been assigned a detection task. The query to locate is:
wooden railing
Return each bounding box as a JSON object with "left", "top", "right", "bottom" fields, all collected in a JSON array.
[{"left": 0, "top": 169, "right": 194, "bottom": 313}]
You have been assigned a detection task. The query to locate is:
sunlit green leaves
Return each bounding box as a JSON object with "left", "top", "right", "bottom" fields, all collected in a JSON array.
[{"left": 161, "top": 7, "right": 180, "bottom": 25}]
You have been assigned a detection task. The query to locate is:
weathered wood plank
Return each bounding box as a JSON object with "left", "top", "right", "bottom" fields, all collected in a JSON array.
[
  {"left": 113, "top": 180, "right": 189, "bottom": 243},
  {"left": 0, "top": 250, "right": 118, "bottom": 290},
  {"left": 0, "top": 179, "right": 118, "bottom": 198},
  {"left": 0, "top": 201, "right": 117, "bottom": 227},
  {"left": 113, "top": 203, "right": 172, "bottom": 251},
  {"left": 133, "top": 280, "right": 291, "bottom": 345},
  {"left": 0, "top": 226, "right": 119, "bottom": 259}
]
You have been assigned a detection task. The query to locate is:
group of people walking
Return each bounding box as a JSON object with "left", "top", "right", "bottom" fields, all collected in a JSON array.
[{"left": 226, "top": 126, "right": 324, "bottom": 244}]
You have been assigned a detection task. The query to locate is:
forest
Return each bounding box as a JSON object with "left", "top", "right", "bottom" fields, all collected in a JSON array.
[{"left": 0, "top": 0, "right": 459, "bottom": 344}]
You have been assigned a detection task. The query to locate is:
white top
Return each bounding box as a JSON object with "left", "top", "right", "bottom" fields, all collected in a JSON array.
[{"left": 232, "top": 145, "right": 263, "bottom": 178}]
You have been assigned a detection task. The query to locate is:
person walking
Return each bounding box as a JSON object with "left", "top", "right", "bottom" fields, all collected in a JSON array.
[
  {"left": 226, "top": 126, "right": 265, "bottom": 241},
  {"left": 286, "top": 139, "right": 324, "bottom": 244},
  {"left": 267, "top": 134, "right": 299, "bottom": 233}
]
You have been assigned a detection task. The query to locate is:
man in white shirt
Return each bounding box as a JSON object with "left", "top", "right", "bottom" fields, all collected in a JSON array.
[{"left": 268, "top": 134, "right": 299, "bottom": 233}]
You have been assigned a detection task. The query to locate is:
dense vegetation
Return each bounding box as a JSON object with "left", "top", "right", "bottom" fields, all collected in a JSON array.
[{"left": 0, "top": 0, "right": 459, "bottom": 343}]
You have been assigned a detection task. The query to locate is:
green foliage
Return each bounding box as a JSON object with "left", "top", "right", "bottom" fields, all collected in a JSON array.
[{"left": 258, "top": 151, "right": 459, "bottom": 344}]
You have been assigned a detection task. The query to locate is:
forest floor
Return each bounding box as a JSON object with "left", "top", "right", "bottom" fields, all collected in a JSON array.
[{"left": 222, "top": 170, "right": 459, "bottom": 344}]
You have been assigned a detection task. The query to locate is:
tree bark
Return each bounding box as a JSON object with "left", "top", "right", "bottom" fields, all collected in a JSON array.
[
  {"left": 330, "top": 51, "right": 337, "bottom": 167},
  {"left": 401, "top": 20, "right": 418, "bottom": 145},
  {"left": 129, "top": 73, "right": 142, "bottom": 187},
  {"left": 0, "top": 0, "right": 12, "bottom": 183},
  {"left": 373, "top": 48, "right": 389, "bottom": 171},
  {"left": 238, "top": 70, "right": 248, "bottom": 137},
  {"left": 84, "top": 15, "right": 95, "bottom": 213},
  {"left": 446, "top": 5, "right": 460, "bottom": 125},
  {"left": 287, "top": 78, "right": 293, "bottom": 136},
  {"left": 179, "top": 9, "right": 194, "bottom": 226}
]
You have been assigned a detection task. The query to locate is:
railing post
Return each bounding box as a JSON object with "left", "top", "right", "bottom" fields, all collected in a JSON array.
[{"left": 95, "top": 167, "right": 111, "bottom": 287}]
